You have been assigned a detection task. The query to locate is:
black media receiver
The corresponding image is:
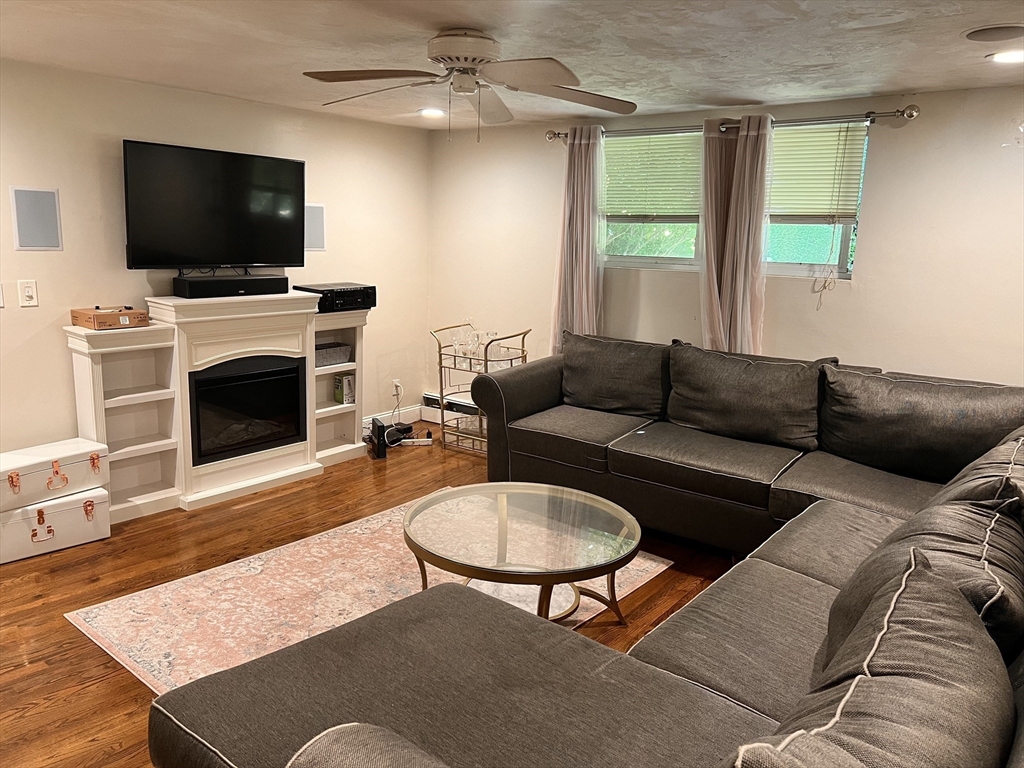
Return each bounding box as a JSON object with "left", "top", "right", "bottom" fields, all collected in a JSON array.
[{"left": 294, "top": 283, "right": 377, "bottom": 313}]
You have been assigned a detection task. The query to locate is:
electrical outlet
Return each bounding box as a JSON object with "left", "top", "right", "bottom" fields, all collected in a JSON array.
[
  {"left": 392, "top": 379, "right": 402, "bottom": 395},
  {"left": 17, "top": 280, "right": 38, "bottom": 307}
]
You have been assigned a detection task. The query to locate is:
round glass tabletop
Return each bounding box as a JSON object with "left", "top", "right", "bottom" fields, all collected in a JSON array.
[{"left": 403, "top": 482, "right": 641, "bottom": 583}]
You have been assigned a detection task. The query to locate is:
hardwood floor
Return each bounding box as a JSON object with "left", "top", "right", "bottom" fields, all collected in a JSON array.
[{"left": 0, "top": 431, "right": 729, "bottom": 767}]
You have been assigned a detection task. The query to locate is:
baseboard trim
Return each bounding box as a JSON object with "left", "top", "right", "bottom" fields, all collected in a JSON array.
[{"left": 361, "top": 405, "right": 423, "bottom": 432}]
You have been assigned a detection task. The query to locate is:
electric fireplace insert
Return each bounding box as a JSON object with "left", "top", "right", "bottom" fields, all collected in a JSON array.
[{"left": 189, "top": 355, "right": 306, "bottom": 466}]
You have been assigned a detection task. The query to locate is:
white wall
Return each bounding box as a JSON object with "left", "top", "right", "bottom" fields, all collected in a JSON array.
[
  {"left": 430, "top": 87, "right": 1024, "bottom": 385},
  {"left": 0, "top": 60, "right": 432, "bottom": 451},
  {"left": 426, "top": 127, "right": 567, "bottom": 364}
]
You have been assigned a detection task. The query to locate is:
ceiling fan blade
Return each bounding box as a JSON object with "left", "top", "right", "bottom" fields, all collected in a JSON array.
[
  {"left": 478, "top": 57, "right": 579, "bottom": 87},
  {"left": 463, "top": 86, "right": 514, "bottom": 124},
  {"left": 304, "top": 69, "right": 441, "bottom": 83},
  {"left": 513, "top": 85, "right": 637, "bottom": 115},
  {"left": 322, "top": 79, "right": 438, "bottom": 107}
]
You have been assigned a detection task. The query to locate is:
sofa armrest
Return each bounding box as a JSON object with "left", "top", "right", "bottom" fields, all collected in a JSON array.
[
  {"left": 471, "top": 355, "right": 564, "bottom": 481},
  {"left": 287, "top": 723, "right": 450, "bottom": 768}
]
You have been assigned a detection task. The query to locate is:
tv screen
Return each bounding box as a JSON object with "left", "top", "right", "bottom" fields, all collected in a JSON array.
[{"left": 124, "top": 140, "right": 305, "bottom": 269}]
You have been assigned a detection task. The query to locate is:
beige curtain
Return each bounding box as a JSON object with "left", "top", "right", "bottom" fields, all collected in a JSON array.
[
  {"left": 551, "top": 125, "right": 605, "bottom": 354},
  {"left": 698, "top": 114, "right": 773, "bottom": 354}
]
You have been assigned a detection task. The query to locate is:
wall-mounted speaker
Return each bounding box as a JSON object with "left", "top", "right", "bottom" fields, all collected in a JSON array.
[
  {"left": 10, "top": 187, "right": 63, "bottom": 250},
  {"left": 304, "top": 204, "right": 326, "bottom": 250}
]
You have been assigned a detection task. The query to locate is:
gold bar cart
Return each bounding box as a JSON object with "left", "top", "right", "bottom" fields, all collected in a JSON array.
[{"left": 430, "top": 323, "right": 530, "bottom": 454}]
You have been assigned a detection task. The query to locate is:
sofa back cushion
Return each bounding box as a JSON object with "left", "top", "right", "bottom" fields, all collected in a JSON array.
[
  {"left": 667, "top": 344, "right": 836, "bottom": 451},
  {"left": 819, "top": 366, "right": 1024, "bottom": 484},
  {"left": 724, "top": 550, "right": 1016, "bottom": 768},
  {"left": 826, "top": 497, "right": 1024, "bottom": 663},
  {"left": 926, "top": 426, "right": 1024, "bottom": 508},
  {"left": 561, "top": 332, "right": 669, "bottom": 419},
  {"left": 1009, "top": 650, "right": 1024, "bottom": 768}
]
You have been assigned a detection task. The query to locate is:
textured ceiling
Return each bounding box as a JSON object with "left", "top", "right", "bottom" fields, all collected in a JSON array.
[{"left": 0, "top": 0, "right": 1022, "bottom": 129}]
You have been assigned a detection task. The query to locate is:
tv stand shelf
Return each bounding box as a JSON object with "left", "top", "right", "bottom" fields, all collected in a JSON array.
[
  {"left": 311, "top": 310, "right": 368, "bottom": 466},
  {"left": 66, "top": 323, "right": 181, "bottom": 523},
  {"left": 66, "top": 295, "right": 371, "bottom": 521}
]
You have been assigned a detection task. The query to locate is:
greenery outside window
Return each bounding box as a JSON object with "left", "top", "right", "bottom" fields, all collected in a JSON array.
[{"left": 603, "top": 121, "right": 869, "bottom": 277}]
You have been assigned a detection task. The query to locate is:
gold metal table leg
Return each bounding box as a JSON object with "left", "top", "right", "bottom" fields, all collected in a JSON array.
[
  {"left": 576, "top": 571, "right": 627, "bottom": 625},
  {"left": 416, "top": 555, "right": 428, "bottom": 591},
  {"left": 537, "top": 584, "right": 554, "bottom": 619}
]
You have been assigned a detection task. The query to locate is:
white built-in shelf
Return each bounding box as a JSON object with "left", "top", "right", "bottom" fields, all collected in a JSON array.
[
  {"left": 109, "top": 481, "right": 180, "bottom": 514},
  {"left": 315, "top": 401, "right": 357, "bottom": 419},
  {"left": 314, "top": 362, "right": 357, "bottom": 377},
  {"left": 107, "top": 433, "right": 177, "bottom": 462},
  {"left": 316, "top": 438, "right": 366, "bottom": 462},
  {"left": 103, "top": 384, "right": 176, "bottom": 409}
]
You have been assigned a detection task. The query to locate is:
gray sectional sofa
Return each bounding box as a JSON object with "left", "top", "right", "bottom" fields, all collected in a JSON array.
[{"left": 148, "top": 335, "right": 1024, "bottom": 768}]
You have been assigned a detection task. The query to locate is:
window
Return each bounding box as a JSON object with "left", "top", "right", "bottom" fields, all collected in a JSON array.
[
  {"left": 602, "top": 121, "right": 869, "bottom": 276},
  {"left": 604, "top": 132, "right": 702, "bottom": 266}
]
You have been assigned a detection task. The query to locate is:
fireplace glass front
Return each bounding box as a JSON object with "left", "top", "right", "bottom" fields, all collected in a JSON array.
[{"left": 189, "top": 355, "right": 306, "bottom": 466}]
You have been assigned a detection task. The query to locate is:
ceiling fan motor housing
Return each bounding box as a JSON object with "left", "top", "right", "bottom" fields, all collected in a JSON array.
[{"left": 427, "top": 28, "right": 501, "bottom": 70}]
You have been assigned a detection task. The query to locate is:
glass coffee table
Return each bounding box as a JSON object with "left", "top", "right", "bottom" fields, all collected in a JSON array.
[{"left": 403, "top": 482, "right": 641, "bottom": 622}]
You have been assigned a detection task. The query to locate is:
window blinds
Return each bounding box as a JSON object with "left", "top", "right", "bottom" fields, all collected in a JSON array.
[
  {"left": 769, "top": 122, "right": 868, "bottom": 220},
  {"left": 603, "top": 121, "right": 868, "bottom": 222},
  {"left": 603, "top": 132, "right": 702, "bottom": 218}
]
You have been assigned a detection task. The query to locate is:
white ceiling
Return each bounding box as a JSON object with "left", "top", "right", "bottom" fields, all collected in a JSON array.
[{"left": 1, "top": 0, "right": 1022, "bottom": 129}]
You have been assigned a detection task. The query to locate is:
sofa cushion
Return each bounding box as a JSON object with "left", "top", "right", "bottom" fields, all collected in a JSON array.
[
  {"left": 150, "top": 584, "right": 777, "bottom": 768},
  {"left": 608, "top": 421, "right": 801, "bottom": 509},
  {"left": 667, "top": 344, "right": 836, "bottom": 451},
  {"left": 561, "top": 332, "right": 669, "bottom": 418},
  {"left": 507, "top": 405, "right": 649, "bottom": 472},
  {"left": 1009, "top": 650, "right": 1024, "bottom": 768},
  {"left": 768, "top": 451, "right": 940, "bottom": 522},
  {"left": 725, "top": 550, "right": 1016, "bottom": 768},
  {"left": 819, "top": 365, "right": 1024, "bottom": 484},
  {"left": 628, "top": 559, "right": 836, "bottom": 721},
  {"left": 827, "top": 498, "right": 1024, "bottom": 663},
  {"left": 287, "top": 724, "right": 450, "bottom": 768},
  {"left": 750, "top": 500, "right": 903, "bottom": 588},
  {"left": 926, "top": 426, "right": 1024, "bottom": 508}
]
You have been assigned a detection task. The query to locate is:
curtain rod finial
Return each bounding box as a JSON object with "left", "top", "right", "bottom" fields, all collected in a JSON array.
[{"left": 899, "top": 104, "right": 921, "bottom": 120}]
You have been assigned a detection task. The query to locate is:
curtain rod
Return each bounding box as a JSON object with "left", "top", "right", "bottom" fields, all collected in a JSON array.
[{"left": 544, "top": 104, "right": 921, "bottom": 141}]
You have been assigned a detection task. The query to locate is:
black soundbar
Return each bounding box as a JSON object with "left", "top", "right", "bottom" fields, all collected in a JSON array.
[{"left": 172, "top": 274, "right": 289, "bottom": 299}]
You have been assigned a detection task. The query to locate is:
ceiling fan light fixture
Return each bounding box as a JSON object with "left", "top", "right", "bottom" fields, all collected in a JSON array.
[
  {"left": 988, "top": 49, "right": 1024, "bottom": 63},
  {"left": 419, "top": 108, "right": 446, "bottom": 118},
  {"left": 963, "top": 25, "right": 1024, "bottom": 42}
]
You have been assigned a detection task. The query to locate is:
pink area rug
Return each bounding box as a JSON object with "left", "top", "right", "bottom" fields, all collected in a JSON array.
[{"left": 66, "top": 494, "right": 670, "bottom": 694}]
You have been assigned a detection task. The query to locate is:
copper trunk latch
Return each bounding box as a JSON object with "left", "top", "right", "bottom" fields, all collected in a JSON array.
[
  {"left": 37, "top": 509, "right": 45, "bottom": 525},
  {"left": 83, "top": 500, "right": 95, "bottom": 521},
  {"left": 7, "top": 471, "right": 20, "bottom": 494},
  {"left": 46, "top": 460, "right": 68, "bottom": 491},
  {"left": 89, "top": 453, "right": 102, "bottom": 473}
]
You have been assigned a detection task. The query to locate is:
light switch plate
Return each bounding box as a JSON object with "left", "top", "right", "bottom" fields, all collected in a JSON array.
[{"left": 17, "top": 279, "right": 38, "bottom": 307}]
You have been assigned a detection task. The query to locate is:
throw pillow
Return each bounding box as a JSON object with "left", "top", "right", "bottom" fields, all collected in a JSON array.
[
  {"left": 286, "top": 723, "right": 450, "bottom": 768},
  {"left": 561, "top": 331, "right": 669, "bottom": 418},
  {"left": 724, "top": 550, "right": 1016, "bottom": 768},
  {"left": 667, "top": 344, "right": 836, "bottom": 451},
  {"left": 819, "top": 366, "right": 1024, "bottom": 484},
  {"left": 825, "top": 497, "right": 1024, "bottom": 663}
]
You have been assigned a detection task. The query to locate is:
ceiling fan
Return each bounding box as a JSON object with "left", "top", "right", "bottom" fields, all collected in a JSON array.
[{"left": 303, "top": 28, "right": 637, "bottom": 125}]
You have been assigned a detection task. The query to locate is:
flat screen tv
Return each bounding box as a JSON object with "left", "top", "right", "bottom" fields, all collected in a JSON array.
[{"left": 124, "top": 140, "right": 305, "bottom": 269}]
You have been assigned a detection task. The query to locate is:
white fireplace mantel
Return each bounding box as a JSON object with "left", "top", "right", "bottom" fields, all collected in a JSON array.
[{"left": 147, "top": 291, "right": 324, "bottom": 510}]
